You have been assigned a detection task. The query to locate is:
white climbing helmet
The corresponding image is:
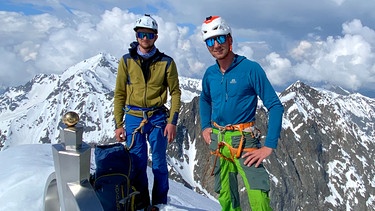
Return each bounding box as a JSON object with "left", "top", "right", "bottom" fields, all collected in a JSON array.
[
  {"left": 134, "top": 14, "right": 158, "bottom": 33},
  {"left": 201, "top": 16, "right": 231, "bottom": 41}
]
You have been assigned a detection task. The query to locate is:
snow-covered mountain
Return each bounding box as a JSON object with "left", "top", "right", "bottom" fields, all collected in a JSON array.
[
  {"left": 272, "top": 81, "right": 375, "bottom": 210},
  {"left": 0, "top": 53, "right": 374, "bottom": 210},
  {"left": 0, "top": 53, "right": 201, "bottom": 150}
]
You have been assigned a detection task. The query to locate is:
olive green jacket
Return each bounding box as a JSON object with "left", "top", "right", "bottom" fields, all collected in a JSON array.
[{"left": 114, "top": 42, "right": 181, "bottom": 128}]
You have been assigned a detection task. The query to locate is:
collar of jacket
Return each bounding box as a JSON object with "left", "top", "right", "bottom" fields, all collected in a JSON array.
[{"left": 128, "top": 41, "right": 163, "bottom": 62}]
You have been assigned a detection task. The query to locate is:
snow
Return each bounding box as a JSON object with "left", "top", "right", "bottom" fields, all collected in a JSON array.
[
  {"left": 279, "top": 91, "right": 296, "bottom": 103},
  {"left": 1, "top": 53, "right": 375, "bottom": 210},
  {"left": 0, "top": 53, "right": 201, "bottom": 151},
  {"left": 0, "top": 144, "right": 221, "bottom": 211}
]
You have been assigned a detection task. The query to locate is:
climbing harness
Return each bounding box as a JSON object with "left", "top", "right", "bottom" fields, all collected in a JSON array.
[
  {"left": 127, "top": 111, "right": 148, "bottom": 149},
  {"left": 210, "top": 122, "right": 261, "bottom": 176},
  {"left": 125, "top": 105, "right": 167, "bottom": 150}
]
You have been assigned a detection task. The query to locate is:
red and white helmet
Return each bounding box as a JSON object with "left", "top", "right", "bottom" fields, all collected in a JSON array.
[
  {"left": 134, "top": 14, "right": 158, "bottom": 33},
  {"left": 201, "top": 16, "right": 231, "bottom": 41}
]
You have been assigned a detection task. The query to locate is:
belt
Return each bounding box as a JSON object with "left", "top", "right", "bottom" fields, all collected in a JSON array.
[
  {"left": 125, "top": 105, "right": 164, "bottom": 112},
  {"left": 213, "top": 122, "right": 255, "bottom": 132}
]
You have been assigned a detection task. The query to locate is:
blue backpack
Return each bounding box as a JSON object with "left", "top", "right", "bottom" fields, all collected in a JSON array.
[{"left": 94, "top": 143, "right": 139, "bottom": 211}]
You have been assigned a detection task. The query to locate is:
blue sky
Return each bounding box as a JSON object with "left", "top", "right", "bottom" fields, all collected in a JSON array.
[
  {"left": 1, "top": 0, "right": 375, "bottom": 96},
  {"left": 1, "top": 2, "right": 50, "bottom": 14}
]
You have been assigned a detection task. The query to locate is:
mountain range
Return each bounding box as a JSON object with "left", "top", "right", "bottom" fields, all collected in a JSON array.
[{"left": 0, "top": 53, "right": 374, "bottom": 210}]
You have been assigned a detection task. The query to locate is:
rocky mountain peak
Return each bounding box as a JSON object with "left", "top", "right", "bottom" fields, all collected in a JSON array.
[{"left": 0, "top": 55, "right": 374, "bottom": 210}]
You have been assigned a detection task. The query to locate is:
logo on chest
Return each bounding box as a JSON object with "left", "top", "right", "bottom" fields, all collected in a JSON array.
[{"left": 229, "top": 79, "right": 237, "bottom": 84}]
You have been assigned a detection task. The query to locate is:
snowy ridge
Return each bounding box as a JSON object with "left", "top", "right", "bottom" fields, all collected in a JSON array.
[
  {"left": 0, "top": 53, "right": 201, "bottom": 150},
  {"left": 277, "top": 81, "right": 375, "bottom": 209},
  {"left": 0, "top": 53, "right": 119, "bottom": 149},
  {"left": 61, "top": 53, "right": 118, "bottom": 91},
  {"left": 0, "top": 53, "right": 374, "bottom": 210},
  {"left": 178, "top": 76, "right": 201, "bottom": 103}
]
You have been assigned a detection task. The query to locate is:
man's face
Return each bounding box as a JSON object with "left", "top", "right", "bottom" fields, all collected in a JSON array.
[
  {"left": 205, "top": 35, "right": 232, "bottom": 60},
  {"left": 136, "top": 28, "right": 158, "bottom": 50}
]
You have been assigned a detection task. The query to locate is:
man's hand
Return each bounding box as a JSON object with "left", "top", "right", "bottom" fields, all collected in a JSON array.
[
  {"left": 202, "top": 128, "right": 212, "bottom": 144},
  {"left": 115, "top": 127, "right": 125, "bottom": 142},
  {"left": 164, "top": 123, "right": 176, "bottom": 143},
  {"left": 242, "top": 146, "right": 273, "bottom": 167}
]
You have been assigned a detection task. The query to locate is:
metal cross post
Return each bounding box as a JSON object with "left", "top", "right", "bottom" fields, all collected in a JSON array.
[{"left": 43, "top": 111, "right": 103, "bottom": 211}]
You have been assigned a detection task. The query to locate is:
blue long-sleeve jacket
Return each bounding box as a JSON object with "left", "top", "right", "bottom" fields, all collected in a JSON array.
[{"left": 199, "top": 55, "right": 284, "bottom": 149}]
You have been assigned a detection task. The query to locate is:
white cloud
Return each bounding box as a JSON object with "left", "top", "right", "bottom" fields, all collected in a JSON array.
[
  {"left": 280, "top": 19, "right": 375, "bottom": 91},
  {"left": 342, "top": 19, "right": 375, "bottom": 46},
  {"left": 263, "top": 52, "right": 293, "bottom": 86},
  {"left": 1, "top": 2, "right": 375, "bottom": 95},
  {"left": 291, "top": 40, "right": 313, "bottom": 61},
  {"left": 0, "top": 7, "right": 211, "bottom": 86},
  {"left": 236, "top": 43, "right": 254, "bottom": 60}
]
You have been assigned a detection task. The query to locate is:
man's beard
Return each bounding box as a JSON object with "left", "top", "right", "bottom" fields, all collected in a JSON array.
[{"left": 139, "top": 42, "right": 154, "bottom": 52}]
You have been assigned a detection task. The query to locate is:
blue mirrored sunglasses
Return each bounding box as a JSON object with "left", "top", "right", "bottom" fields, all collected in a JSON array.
[
  {"left": 137, "top": 32, "right": 155, "bottom": 39},
  {"left": 205, "top": 35, "right": 227, "bottom": 47}
]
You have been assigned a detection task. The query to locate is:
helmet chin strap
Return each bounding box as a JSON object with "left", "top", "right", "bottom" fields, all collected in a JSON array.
[{"left": 229, "top": 35, "right": 233, "bottom": 52}]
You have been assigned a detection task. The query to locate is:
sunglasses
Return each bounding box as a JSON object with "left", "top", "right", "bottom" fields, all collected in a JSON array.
[
  {"left": 205, "top": 35, "right": 227, "bottom": 47},
  {"left": 136, "top": 32, "right": 156, "bottom": 39}
]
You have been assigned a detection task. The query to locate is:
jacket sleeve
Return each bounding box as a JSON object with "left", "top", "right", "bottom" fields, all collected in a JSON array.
[
  {"left": 166, "top": 60, "right": 181, "bottom": 125},
  {"left": 199, "top": 72, "right": 212, "bottom": 131},
  {"left": 113, "top": 57, "right": 128, "bottom": 129},
  {"left": 252, "top": 63, "right": 284, "bottom": 149}
]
